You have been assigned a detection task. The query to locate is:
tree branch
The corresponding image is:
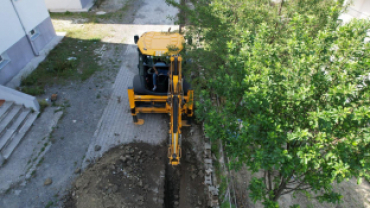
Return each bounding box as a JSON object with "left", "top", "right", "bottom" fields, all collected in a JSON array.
[
  {"left": 270, "top": 0, "right": 285, "bottom": 44},
  {"left": 268, "top": 170, "right": 273, "bottom": 191}
]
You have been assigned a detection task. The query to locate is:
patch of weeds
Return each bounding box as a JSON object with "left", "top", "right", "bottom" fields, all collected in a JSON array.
[
  {"left": 211, "top": 143, "right": 220, "bottom": 159},
  {"left": 41, "top": 147, "right": 45, "bottom": 152},
  {"left": 45, "top": 201, "right": 54, "bottom": 208},
  {"left": 38, "top": 100, "right": 49, "bottom": 113},
  {"left": 20, "top": 36, "right": 103, "bottom": 92},
  {"left": 26, "top": 165, "right": 32, "bottom": 173},
  {"left": 44, "top": 142, "right": 49, "bottom": 147},
  {"left": 5, "top": 188, "right": 12, "bottom": 194},
  {"left": 21, "top": 86, "right": 45, "bottom": 96},
  {"left": 27, "top": 159, "right": 31, "bottom": 164},
  {"left": 221, "top": 202, "right": 236, "bottom": 208},
  {"left": 58, "top": 111, "right": 66, "bottom": 120},
  {"left": 60, "top": 137, "right": 64, "bottom": 140},
  {"left": 54, "top": 108, "right": 63, "bottom": 113},
  {"left": 54, "top": 193, "right": 59, "bottom": 198},
  {"left": 33, "top": 157, "right": 38, "bottom": 162},
  {"left": 63, "top": 100, "right": 71, "bottom": 108},
  {"left": 96, "top": 94, "right": 101, "bottom": 99},
  {"left": 37, "top": 157, "right": 45, "bottom": 167},
  {"left": 31, "top": 170, "right": 36, "bottom": 176},
  {"left": 74, "top": 161, "right": 78, "bottom": 166},
  {"left": 307, "top": 203, "right": 315, "bottom": 208}
]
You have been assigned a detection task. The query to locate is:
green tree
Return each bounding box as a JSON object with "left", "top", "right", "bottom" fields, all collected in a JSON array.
[{"left": 168, "top": 0, "right": 370, "bottom": 206}]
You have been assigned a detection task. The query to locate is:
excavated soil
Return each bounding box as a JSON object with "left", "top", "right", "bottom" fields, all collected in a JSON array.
[{"left": 63, "top": 135, "right": 206, "bottom": 208}]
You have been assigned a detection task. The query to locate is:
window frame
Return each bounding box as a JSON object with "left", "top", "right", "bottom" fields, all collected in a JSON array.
[{"left": 29, "top": 28, "right": 40, "bottom": 41}]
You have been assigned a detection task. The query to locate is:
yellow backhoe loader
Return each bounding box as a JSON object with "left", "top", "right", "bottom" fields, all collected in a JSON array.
[{"left": 127, "top": 32, "right": 193, "bottom": 165}]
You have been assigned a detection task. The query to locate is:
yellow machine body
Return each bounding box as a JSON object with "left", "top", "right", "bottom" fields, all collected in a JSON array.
[
  {"left": 128, "top": 32, "right": 193, "bottom": 166},
  {"left": 137, "top": 32, "right": 185, "bottom": 56}
]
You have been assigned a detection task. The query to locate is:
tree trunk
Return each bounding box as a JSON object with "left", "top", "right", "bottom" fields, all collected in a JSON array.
[{"left": 272, "top": 177, "right": 287, "bottom": 201}]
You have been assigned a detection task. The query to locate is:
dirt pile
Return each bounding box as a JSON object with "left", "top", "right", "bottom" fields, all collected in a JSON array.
[
  {"left": 63, "top": 137, "right": 206, "bottom": 208},
  {"left": 64, "top": 143, "right": 166, "bottom": 208}
]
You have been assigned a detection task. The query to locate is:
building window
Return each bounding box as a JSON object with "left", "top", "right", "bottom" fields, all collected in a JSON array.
[
  {"left": 0, "top": 53, "right": 10, "bottom": 70},
  {"left": 29, "top": 28, "right": 40, "bottom": 40}
]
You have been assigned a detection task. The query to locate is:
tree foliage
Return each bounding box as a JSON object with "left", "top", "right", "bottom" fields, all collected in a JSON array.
[{"left": 167, "top": 0, "right": 370, "bottom": 206}]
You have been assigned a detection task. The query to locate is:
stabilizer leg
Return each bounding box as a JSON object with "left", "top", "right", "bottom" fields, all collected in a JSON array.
[{"left": 128, "top": 87, "right": 145, "bottom": 125}]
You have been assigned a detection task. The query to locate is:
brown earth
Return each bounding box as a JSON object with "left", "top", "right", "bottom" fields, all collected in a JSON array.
[
  {"left": 63, "top": 125, "right": 206, "bottom": 208},
  {"left": 64, "top": 143, "right": 166, "bottom": 208}
]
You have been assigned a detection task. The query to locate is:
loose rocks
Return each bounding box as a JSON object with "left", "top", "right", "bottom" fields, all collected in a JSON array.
[
  {"left": 94, "top": 145, "right": 101, "bottom": 151},
  {"left": 44, "top": 178, "right": 52, "bottom": 186}
]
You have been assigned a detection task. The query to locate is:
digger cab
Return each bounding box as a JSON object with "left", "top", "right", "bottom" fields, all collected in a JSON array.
[{"left": 132, "top": 32, "right": 190, "bottom": 96}]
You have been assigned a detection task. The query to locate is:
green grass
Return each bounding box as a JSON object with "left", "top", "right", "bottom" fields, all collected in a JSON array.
[
  {"left": 20, "top": 36, "right": 103, "bottom": 95},
  {"left": 37, "top": 157, "right": 45, "bottom": 167},
  {"left": 5, "top": 188, "right": 11, "bottom": 194},
  {"left": 45, "top": 201, "right": 54, "bottom": 208},
  {"left": 20, "top": 0, "right": 134, "bottom": 96},
  {"left": 38, "top": 100, "right": 49, "bottom": 113},
  {"left": 21, "top": 86, "right": 45, "bottom": 96}
]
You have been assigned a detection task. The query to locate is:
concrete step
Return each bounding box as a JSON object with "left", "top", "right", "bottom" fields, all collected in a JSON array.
[
  {"left": 0, "top": 105, "right": 22, "bottom": 137},
  {"left": 0, "top": 109, "right": 31, "bottom": 151},
  {"left": 2, "top": 112, "right": 38, "bottom": 160},
  {"left": 0, "top": 101, "right": 14, "bottom": 122}
]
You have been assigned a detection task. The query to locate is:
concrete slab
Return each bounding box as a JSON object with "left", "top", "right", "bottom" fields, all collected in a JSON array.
[
  {"left": 0, "top": 85, "right": 39, "bottom": 112},
  {"left": 0, "top": 107, "right": 63, "bottom": 194}
]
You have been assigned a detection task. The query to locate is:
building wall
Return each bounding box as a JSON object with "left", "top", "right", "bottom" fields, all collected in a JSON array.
[
  {"left": 32, "top": 17, "right": 56, "bottom": 53},
  {"left": 13, "top": 0, "right": 50, "bottom": 32},
  {"left": 360, "top": 0, "right": 370, "bottom": 18},
  {"left": 80, "top": 0, "right": 92, "bottom": 8},
  {"left": 345, "top": 0, "right": 370, "bottom": 18},
  {"left": 0, "top": 0, "right": 56, "bottom": 85},
  {"left": 0, "top": 37, "right": 34, "bottom": 85},
  {"left": 0, "top": 1, "right": 24, "bottom": 54}
]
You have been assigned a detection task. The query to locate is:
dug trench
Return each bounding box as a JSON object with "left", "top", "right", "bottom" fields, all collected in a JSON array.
[{"left": 63, "top": 126, "right": 206, "bottom": 208}]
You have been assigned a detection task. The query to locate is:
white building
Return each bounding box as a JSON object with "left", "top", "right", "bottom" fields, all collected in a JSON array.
[
  {"left": 44, "top": 0, "right": 95, "bottom": 12},
  {"left": 340, "top": 0, "right": 370, "bottom": 23},
  {"left": 0, "top": 0, "right": 56, "bottom": 85}
]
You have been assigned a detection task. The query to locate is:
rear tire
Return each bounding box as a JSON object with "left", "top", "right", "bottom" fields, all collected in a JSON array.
[{"left": 133, "top": 75, "right": 146, "bottom": 94}]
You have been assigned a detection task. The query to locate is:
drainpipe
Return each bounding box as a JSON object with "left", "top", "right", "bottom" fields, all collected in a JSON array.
[{"left": 9, "top": 0, "right": 39, "bottom": 56}]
